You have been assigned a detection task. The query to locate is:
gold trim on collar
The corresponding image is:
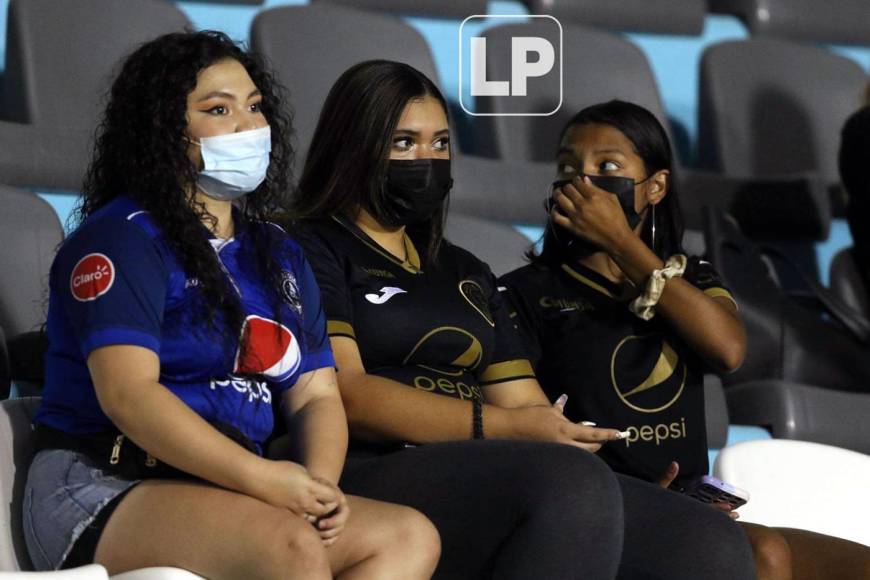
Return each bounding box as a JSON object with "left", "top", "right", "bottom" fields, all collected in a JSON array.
[
  {"left": 560, "top": 264, "right": 616, "bottom": 299},
  {"left": 333, "top": 216, "right": 422, "bottom": 274}
]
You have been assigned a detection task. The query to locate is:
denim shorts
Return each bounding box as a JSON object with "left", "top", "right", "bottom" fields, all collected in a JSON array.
[{"left": 23, "top": 449, "right": 140, "bottom": 571}]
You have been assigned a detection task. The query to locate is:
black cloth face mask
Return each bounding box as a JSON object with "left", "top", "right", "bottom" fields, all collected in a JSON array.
[
  {"left": 381, "top": 159, "right": 453, "bottom": 227},
  {"left": 546, "top": 173, "right": 647, "bottom": 259},
  {"left": 548, "top": 174, "right": 644, "bottom": 229}
]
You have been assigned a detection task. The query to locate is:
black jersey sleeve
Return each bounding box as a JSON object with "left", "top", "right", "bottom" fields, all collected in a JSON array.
[
  {"left": 497, "top": 266, "right": 545, "bottom": 371},
  {"left": 296, "top": 225, "right": 356, "bottom": 340},
  {"left": 475, "top": 263, "right": 536, "bottom": 386},
  {"left": 683, "top": 256, "right": 737, "bottom": 309}
]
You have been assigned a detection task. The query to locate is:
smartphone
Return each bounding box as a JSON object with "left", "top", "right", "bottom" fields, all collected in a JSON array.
[{"left": 682, "top": 475, "right": 749, "bottom": 510}]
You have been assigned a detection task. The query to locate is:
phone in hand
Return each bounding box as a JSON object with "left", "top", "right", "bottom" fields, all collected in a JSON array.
[{"left": 682, "top": 475, "right": 749, "bottom": 510}]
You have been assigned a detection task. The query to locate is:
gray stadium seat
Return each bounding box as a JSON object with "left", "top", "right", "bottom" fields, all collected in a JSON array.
[
  {"left": 0, "top": 0, "right": 190, "bottom": 190},
  {"left": 472, "top": 21, "right": 672, "bottom": 163},
  {"left": 703, "top": 374, "right": 730, "bottom": 450},
  {"left": 698, "top": 39, "right": 868, "bottom": 189},
  {"left": 724, "top": 380, "right": 870, "bottom": 456},
  {"left": 0, "top": 185, "right": 62, "bottom": 340},
  {"left": 521, "top": 0, "right": 706, "bottom": 35},
  {"left": 317, "top": 0, "right": 487, "bottom": 19},
  {"left": 708, "top": 0, "right": 870, "bottom": 45},
  {"left": 0, "top": 396, "right": 39, "bottom": 570},
  {"left": 830, "top": 247, "right": 870, "bottom": 317},
  {"left": 250, "top": 3, "right": 440, "bottom": 166},
  {"left": 444, "top": 212, "right": 532, "bottom": 277}
]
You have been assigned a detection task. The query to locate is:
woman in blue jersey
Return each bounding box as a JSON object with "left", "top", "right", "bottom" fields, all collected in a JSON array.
[{"left": 23, "top": 32, "right": 439, "bottom": 578}]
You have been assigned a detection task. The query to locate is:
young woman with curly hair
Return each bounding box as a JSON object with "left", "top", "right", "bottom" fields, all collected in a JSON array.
[{"left": 23, "top": 31, "right": 439, "bottom": 579}]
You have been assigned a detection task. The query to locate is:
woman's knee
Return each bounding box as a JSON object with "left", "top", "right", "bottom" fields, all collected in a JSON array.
[
  {"left": 257, "top": 513, "right": 330, "bottom": 576},
  {"left": 390, "top": 507, "right": 441, "bottom": 573},
  {"left": 525, "top": 444, "right": 621, "bottom": 504},
  {"left": 743, "top": 524, "right": 792, "bottom": 580}
]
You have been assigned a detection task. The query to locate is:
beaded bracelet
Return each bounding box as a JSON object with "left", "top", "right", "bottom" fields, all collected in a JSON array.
[
  {"left": 629, "top": 254, "right": 688, "bottom": 321},
  {"left": 472, "top": 397, "right": 485, "bottom": 439}
]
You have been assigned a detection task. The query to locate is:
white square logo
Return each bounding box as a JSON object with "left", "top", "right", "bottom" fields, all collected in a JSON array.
[{"left": 459, "top": 15, "right": 563, "bottom": 117}]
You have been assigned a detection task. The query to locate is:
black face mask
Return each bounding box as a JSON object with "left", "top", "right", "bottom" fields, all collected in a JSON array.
[
  {"left": 546, "top": 174, "right": 646, "bottom": 259},
  {"left": 548, "top": 174, "right": 643, "bottom": 229},
  {"left": 381, "top": 159, "right": 453, "bottom": 227}
]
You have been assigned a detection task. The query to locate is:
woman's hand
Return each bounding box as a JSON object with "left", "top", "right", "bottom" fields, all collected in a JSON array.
[
  {"left": 657, "top": 461, "right": 739, "bottom": 520},
  {"left": 248, "top": 459, "right": 339, "bottom": 520},
  {"left": 312, "top": 477, "right": 351, "bottom": 547},
  {"left": 550, "top": 175, "right": 635, "bottom": 253},
  {"left": 493, "top": 400, "right": 626, "bottom": 452}
]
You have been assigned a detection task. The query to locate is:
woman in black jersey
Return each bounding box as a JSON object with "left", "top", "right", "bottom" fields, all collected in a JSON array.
[
  {"left": 292, "top": 60, "right": 756, "bottom": 579},
  {"left": 499, "top": 99, "right": 870, "bottom": 580}
]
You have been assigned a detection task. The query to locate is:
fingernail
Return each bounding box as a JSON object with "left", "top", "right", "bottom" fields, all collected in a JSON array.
[
  {"left": 581, "top": 421, "right": 597, "bottom": 427},
  {"left": 615, "top": 430, "right": 631, "bottom": 439},
  {"left": 556, "top": 394, "right": 568, "bottom": 406}
]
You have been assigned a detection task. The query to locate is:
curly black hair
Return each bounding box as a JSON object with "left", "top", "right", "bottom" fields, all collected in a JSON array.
[{"left": 78, "top": 30, "right": 294, "bottom": 346}]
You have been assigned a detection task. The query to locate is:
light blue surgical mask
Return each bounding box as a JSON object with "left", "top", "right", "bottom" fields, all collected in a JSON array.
[{"left": 194, "top": 125, "right": 271, "bottom": 201}]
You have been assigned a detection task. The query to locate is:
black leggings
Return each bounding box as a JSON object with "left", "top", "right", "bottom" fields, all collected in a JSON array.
[
  {"left": 342, "top": 441, "right": 756, "bottom": 580},
  {"left": 615, "top": 474, "right": 755, "bottom": 580},
  {"left": 342, "top": 440, "right": 624, "bottom": 579}
]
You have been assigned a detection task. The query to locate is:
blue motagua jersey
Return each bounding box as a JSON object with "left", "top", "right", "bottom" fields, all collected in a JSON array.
[{"left": 36, "top": 197, "right": 334, "bottom": 451}]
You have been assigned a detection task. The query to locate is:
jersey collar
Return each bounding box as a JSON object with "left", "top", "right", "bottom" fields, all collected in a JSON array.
[
  {"left": 559, "top": 262, "right": 627, "bottom": 301},
  {"left": 332, "top": 215, "right": 423, "bottom": 274}
]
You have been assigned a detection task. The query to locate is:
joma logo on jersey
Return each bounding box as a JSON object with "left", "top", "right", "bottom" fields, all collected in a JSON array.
[
  {"left": 365, "top": 286, "right": 407, "bottom": 304},
  {"left": 70, "top": 253, "right": 115, "bottom": 302}
]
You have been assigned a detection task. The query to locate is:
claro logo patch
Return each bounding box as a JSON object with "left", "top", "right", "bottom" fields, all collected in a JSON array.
[{"left": 70, "top": 253, "right": 115, "bottom": 302}]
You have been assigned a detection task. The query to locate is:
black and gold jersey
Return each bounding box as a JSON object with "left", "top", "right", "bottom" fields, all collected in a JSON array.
[
  {"left": 297, "top": 216, "right": 535, "bottom": 404},
  {"left": 499, "top": 257, "right": 736, "bottom": 486}
]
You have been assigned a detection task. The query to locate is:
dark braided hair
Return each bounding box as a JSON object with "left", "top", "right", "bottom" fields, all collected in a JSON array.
[{"left": 78, "top": 30, "right": 294, "bottom": 347}]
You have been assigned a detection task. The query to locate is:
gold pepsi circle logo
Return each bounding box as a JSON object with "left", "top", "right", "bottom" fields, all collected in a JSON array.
[
  {"left": 403, "top": 326, "right": 483, "bottom": 375},
  {"left": 610, "top": 334, "right": 686, "bottom": 413}
]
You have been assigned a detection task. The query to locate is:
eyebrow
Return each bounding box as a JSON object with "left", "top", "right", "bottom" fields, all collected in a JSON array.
[
  {"left": 197, "top": 89, "right": 261, "bottom": 103},
  {"left": 393, "top": 128, "right": 450, "bottom": 136},
  {"left": 556, "top": 146, "right": 626, "bottom": 157}
]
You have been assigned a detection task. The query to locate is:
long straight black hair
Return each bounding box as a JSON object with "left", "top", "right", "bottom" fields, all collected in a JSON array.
[
  {"left": 294, "top": 60, "right": 450, "bottom": 264},
  {"left": 534, "top": 99, "right": 684, "bottom": 264}
]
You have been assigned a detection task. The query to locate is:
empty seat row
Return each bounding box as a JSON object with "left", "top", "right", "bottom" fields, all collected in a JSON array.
[{"left": 215, "top": 0, "right": 870, "bottom": 45}]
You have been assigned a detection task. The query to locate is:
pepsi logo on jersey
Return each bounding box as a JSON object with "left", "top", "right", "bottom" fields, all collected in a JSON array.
[
  {"left": 234, "top": 315, "right": 302, "bottom": 382},
  {"left": 70, "top": 253, "right": 115, "bottom": 302}
]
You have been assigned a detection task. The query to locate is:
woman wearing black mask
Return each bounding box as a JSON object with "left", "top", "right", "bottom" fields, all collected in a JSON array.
[
  {"left": 291, "top": 62, "right": 756, "bottom": 579},
  {"left": 499, "top": 100, "right": 870, "bottom": 580}
]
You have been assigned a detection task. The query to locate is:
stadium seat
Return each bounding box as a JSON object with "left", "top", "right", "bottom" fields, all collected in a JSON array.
[
  {"left": 0, "top": 0, "right": 190, "bottom": 191},
  {"left": 250, "top": 3, "right": 441, "bottom": 167},
  {"left": 520, "top": 0, "right": 706, "bottom": 35},
  {"left": 0, "top": 564, "right": 108, "bottom": 578},
  {"left": 444, "top": 212, "right": 533, "bottom": 277},
  {"left": 708, "top": 0, "right": 870, "bottom": 45},
  {"left": 472, "top": 20, "right": 672, "bottom": 162},
  {"left": 713, "top": 439, "right": 870, "bottom": 546},
  {"left": 316, "top": 0, "right": 487, "bottom": 19},
  {"left": 829, "top": 247, "right": 870, "bottom": 317},
  {"left": 724, "top": 380, "right": 870, "bottom": 455},
  {"left": 0, "top": 398, "right": 204, "bottom": 578},
  {"left": 698, "top": 38, "right": 867, "bottom": 190},
  {"left": 704, "top": 208, "right": 870, "bottom": 392},
  {"left": 0, "top": 186, "right": 62, "bottom": 341}
]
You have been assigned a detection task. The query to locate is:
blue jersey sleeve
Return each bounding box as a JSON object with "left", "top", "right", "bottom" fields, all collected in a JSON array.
[
  {"left": 55, "top": 216, "right": 167, "bottom": 356},
  {"left": 296, "top": 253, "right": 335, "bottom": 375}
]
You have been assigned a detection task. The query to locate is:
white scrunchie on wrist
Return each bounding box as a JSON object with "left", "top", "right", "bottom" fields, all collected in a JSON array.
[{"left": 629, "top": 254, "right": 688, "bottom": 320}]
